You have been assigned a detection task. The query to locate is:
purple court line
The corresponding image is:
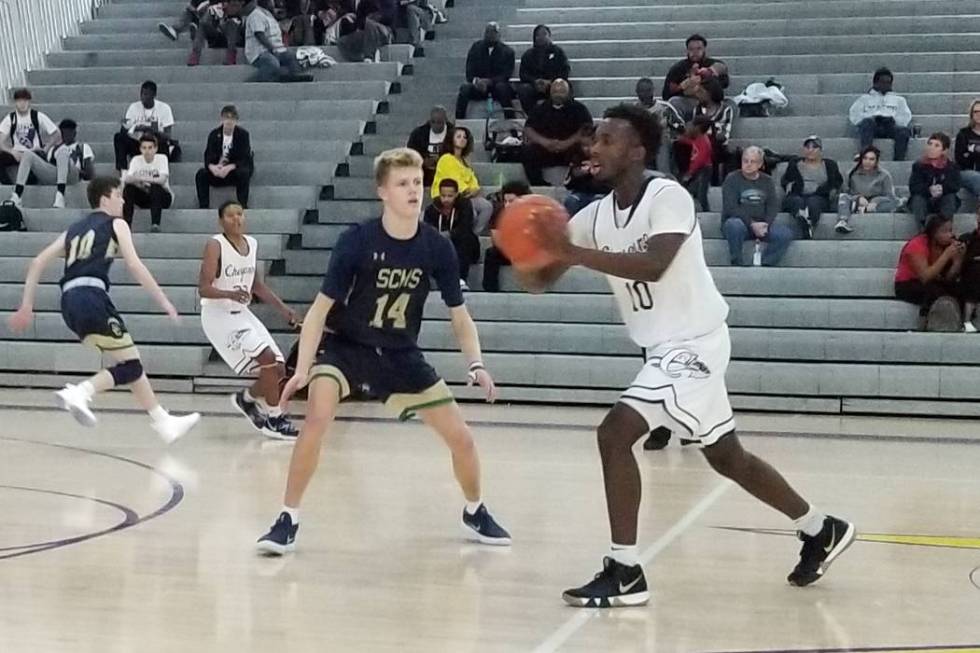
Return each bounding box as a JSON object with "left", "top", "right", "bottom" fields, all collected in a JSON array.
[
  {"left": 708, "top": 645, "right": 980, "bottom": 653},
  {"left": 0, "top": 437, "right": 184, "bottom": 560}
]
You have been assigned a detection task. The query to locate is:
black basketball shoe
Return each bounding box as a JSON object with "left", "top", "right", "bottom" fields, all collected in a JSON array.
[
  {"left": 562, "top": 557, "right": 650, "bottom": 607},
  {"left": 261, "top": 414, "right": 299, "bottom": 440},
  {"left": 461, "top": 504, "right": 511, "bottom": 545},
  {"left": 256, "top": 512, "right": 299, "bottom": 556},
  {"left": 787, "top": 515, "right": 855, "bottom": 586},
  {"left": 231, "top": 390, "right": 265, "bottom": 434}
]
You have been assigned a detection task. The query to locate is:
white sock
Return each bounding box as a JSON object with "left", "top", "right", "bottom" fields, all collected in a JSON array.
[
  {"left": 78, "top": 381, "right": 96, "bottom": 399},
  {"left": 255, "top": 398, "right": 270, "bottom": 415},
  {"left": 243, "top": 388, "right": 255, "bottom": 403},
  {"left": 282, "top": 506, "right": 299, "bottom": 524},
  {"left": 794, "top": 505, "right": 826, "bottom": 537},
  {"left": 267, "top": 405, "right": 283, "bottom": 418},
  {"left": 149, "top": 405, "right": 169, "bottom": 422},
  {"left": 609, "top": 543, "right": 639, "bottom": 567},
  {"left": 464, "top": 499, "right": 482, "bottom": 515}
]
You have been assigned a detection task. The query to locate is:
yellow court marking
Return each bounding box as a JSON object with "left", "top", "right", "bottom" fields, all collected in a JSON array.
[{"left": 715, "top": 526, "right": 980, "bottom": 550}]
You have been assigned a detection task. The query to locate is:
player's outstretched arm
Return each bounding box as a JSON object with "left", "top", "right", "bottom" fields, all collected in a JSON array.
[
  {"left": 449, "top": 305, "right": 497, "bottom": 403},
  {"left": 7, "top": 232, "right": 66, "bottom": 332},
  {"left": 252, "top": 268, "right": 300, "bottom": 327},
  {"left": 112, "top": 219, "right": 178, "bottom": 321},
  {"left": 279, "top": 292, "right": 334, "bottom": 409}
]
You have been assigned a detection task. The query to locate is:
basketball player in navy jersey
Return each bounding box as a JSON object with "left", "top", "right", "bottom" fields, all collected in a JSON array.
[
  {"left": 256, "top": 148, "right": 510, "bottom": 554},
  {"left": 520, "top": 105, "right": 854, "bottom": 607},
  {"left": 8, "top": 176, "right": 201, "bottom": 442}
]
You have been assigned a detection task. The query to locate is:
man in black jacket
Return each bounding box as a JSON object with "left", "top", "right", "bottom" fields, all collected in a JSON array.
[
  {"left": 662, "top": 34, "right": 729, "bottom": 122},
  {"left": 195, "top": 105, "right": 253, "bottom": 209},
  {"left": 780, "top": 135, "right": 843, "bottom": 239},
  {"left": 522, "top": 78, "right": 593, "bottom": 186},
  {"left": 516, "top": 25, "right": 571, "bottom": 113},
  {"left": 455, "top": 22, "right": 517, "bottom": 119},
  {"left": 406, "top": 105, "right": 452, "bottom": 187}
]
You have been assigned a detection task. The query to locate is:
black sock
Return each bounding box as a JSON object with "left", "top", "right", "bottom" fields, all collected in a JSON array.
[
  {"left": 14, "top": 184, "right": 24, "bottom": 195},
  {"left": 56, "top": 183, "right": 66, "bottom": 194}
]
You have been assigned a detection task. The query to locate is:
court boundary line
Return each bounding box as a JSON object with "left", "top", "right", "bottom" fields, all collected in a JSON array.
[{"left": 531, "top": 480, "right": 732, "bottom": 653}]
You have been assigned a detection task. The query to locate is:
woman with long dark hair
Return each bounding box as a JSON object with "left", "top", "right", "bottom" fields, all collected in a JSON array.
[
  {"left": 431, "top": 126, "right": 494, "bottom": 232},
  {"left": 834, "top": 145, "right": 898, "bottom": 234},
  {"left": 894, "top": 213, "right": 966, "bottom": 329}
]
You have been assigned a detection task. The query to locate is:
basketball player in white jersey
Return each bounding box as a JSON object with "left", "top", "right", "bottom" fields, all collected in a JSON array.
[
  {"left": 198, "top": 200, "right": 301, "bottom": 439},
  {"left": 520, "top": 104, "right": 855, "bottom": 607}
]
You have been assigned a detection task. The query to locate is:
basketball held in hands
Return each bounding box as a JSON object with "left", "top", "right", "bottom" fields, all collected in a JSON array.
[{"left": 492, "top": 194, "right": 570, "bottom": 269}]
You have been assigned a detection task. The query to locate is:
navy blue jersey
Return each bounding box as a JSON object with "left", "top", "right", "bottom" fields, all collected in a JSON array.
[
  {"left": 320, "top": 218, "right": 463, "bottom": 349},
  {"left": 59, "top": 212, "right": 120, "bottom": 289}
]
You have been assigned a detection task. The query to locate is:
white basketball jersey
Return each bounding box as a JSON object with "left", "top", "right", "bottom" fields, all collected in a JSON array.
[
  {"left": 201, "top": 234, "right": 257, "bottom": 309},
  {"left": 568, "top": 177, "right": 729, "bottom": 347}
]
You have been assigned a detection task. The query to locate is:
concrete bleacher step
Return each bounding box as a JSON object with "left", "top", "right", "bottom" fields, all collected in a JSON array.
[
  {"left": 47, "top": 44, "right": 416, "bottom": 67},
  {"left": 0, "top": 257, "right": 269, "bottom": 287},
  {"left": 0, "top": 283, "right": 198, "bottom": 314},
  {"left": 0, "top": 340, "right": 210, "bottom": 376},
  {"left": 0, "top": 185, "right": 320, "bottom": 210},
  {"left": 22, "top": 209, "right": 302, "bottom": 235},
  {"left": 83, "top": 162, "right": 338, "bottom": 188},
  {"left": 0, "top": 232, "right": 287, "bottom": 260},
  {"left": 27, "top": 81, "right": 391, "bottom": 104},
  {"left": 26, "top": 62, "right": 402, "bottom": 86},
  {"left": 65, "top": 140, "right": 352, "bottom": 164},
  {"left": 41, "top": 115, "right": 373, "bottom": 139}
]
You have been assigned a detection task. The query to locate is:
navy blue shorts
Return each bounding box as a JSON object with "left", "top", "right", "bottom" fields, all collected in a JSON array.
[
  {"left": 60, "top": 287, "right": 134, "bottom": 351},
  {"left": 310, "top": 334, "right": 452, "bottom": 420}
]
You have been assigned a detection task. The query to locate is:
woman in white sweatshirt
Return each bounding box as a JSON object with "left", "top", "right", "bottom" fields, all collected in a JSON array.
[{"left": 122, "top": 133, "right": 173, "bottom": 232}]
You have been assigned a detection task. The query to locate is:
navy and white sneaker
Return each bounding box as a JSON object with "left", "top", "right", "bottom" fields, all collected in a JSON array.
[
  {"left": 256, "top": 512, "right": 299, "bottom": 556},
  {"left": 261, "top": 414, "right": 299, "bottom": 440},
  {"left": 462, "top": 504, "right": 511, "bottom": 545},
  {"left": 787, "top": 515, "right": 856, "bottom": 586},
  {"left": 230, "top": 390, "right": 265, "bottom": 434},
  {"left": 563, "top": 557, "right": 650, "bottom": 608}
]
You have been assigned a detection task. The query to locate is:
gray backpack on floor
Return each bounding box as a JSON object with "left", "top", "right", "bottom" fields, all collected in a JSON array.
[{"left": 926, "top": 296, "right": 962, "bottom": 332}]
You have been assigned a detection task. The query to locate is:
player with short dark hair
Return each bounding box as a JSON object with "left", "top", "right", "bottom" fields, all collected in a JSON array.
[
  {"left": 520, "top": 104, "right": 855, "bottom": 607},
  {"left": 198, "top": 200, "right": 300, "bottom": 439},
  {"left": 255, "top": 147, "right": 510, "bottom": 555},
  {"left": 8, "top": 176, "right": 200, "bottom": 442}
]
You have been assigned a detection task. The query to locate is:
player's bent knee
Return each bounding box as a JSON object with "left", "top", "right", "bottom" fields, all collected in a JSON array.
[{"left": 109, "top": 358, "right": 144, "bottom": 386}]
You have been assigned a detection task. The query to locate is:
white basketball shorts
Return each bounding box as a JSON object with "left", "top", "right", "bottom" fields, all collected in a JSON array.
[
  {"left": 619, "top": 324, "right": 735, "bottom": 447},
  {"left": 200, "top": 305, "right": 284, "bottom": 376}
]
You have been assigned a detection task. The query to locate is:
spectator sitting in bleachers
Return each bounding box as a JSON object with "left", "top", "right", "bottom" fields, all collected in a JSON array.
[
  {"left": 0, "top": 88, "right": 60, "bottom": 188},
  {"left": 672, "top": 116, "right": 713, "bottom": 211},
  {"left": 482, "top": 180, "right": 530, "bottom": 292},
  {"left": 159, "top": 1, "right": 214, "bottom": 42},
  {"left": 406, "top": 105, "right": 452, "bottom": 187},
  {"left": 398, "top": 0, "right": 434, "bottom": 49},
  {"left": 310, "top": 0, "right": 354, "bottom": 45},
  {"left": 956, "top": 206, "right": 980, "bottom": 332},
  {"left": 114, "top": 81, "right": 176, "bottom": 175},
  {"left": 721, "top": 146, "right": 793, "bottom": 266},
  {"left": 281, "top": 0, "right": 317, "bottom": 46},
  {"left": 835, "top": 145, "right": 898, "bottom": 234},
  {"left": 431, "top": 126, "right": 493, "bottom": 233},
  {"left": 196, "top": 105, "right": 253, "bottom": 209},
  {"left": 122, "top": 134, "right": 173, "bottom": 232},
  {"left": 953, "top": 100, "right": 980, "bottom": 202},
  {"left": 563, "top": 134, "right": 610, "bottom": 216},
  {"left": 516, "top": 25, "right": 571, "bottom": 114},
  {"left": 848, "top": 67, "right": 912, "bottom": 161},
  {"left": 635, "top": 77, "right": 683, "bottom": 174},
  {"left": 662, "top": 34, "right": 729, "bottom": 123},
  {"left": 895, "top": 213, "right": 966, "bottom": 330},
  {"left": 522, "top": 78, "right": 593, "bottom": 187},
  {"left": 422, "top": 178, "right": 481, "bottom": 290},
  {"left": 909, "top": 132, "right": 961, "bottom": 228},
  {"left": 9, "top": 119, "right": 94, "bottom": 209},
  {"left": 245, "top": 0, "right": 313, "bottom": 81},
  {"left": 455, "top": 22, "right": 517, "bottom": 119},
  {"left": 693, "top": 77, "right": 736, "bottom": 181},
  {"left": 335, "top": 0, "right": 394, "bottom": 61},
  {"left": 183, "top": 0, "right": 244, "bottom": 66},
  {"left": 780, "top": 135, "right": 843, "bottom": 239}
]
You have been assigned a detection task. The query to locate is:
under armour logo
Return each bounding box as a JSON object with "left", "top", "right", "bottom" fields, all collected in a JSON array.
[
  {"left": 372, "top": 252, "right": 386, "bottom": 262},
  {"left": 657, "top": 349, "right": 711, "bottom": 379}
]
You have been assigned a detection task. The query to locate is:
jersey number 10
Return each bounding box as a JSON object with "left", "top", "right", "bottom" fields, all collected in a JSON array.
[
  {"left": 67, "top": 230, "right": 97, "bottom": 266},
  {"left": 625, "top": 281, "right": 654, "bottom": 312},
  {"left": 370, "top": 292, "right": 410, "bottom": 329}
]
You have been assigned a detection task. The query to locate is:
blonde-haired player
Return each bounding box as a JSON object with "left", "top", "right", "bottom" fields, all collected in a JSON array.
[{"left": 256, "top": 148, "right": 510, "bottom": 554}]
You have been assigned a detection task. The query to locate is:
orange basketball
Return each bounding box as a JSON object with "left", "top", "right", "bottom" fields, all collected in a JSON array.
[{"left": 492, "top": 194, "right": 569, "bottom": 269}]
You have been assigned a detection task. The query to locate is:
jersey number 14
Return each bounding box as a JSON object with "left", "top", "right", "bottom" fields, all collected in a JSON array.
[{"left": 369, "top": 292, "right": 410, "bottom": 329}]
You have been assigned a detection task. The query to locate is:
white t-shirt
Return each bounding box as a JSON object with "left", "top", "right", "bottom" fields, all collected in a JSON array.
[
  {"left": 221, "top": 133, "right": 234, "bottom": 163},
  {"left": 0, "top": 110, "right": 58, "bottom": 152},
  {"left": 245, "top": 7, "right": 284, "bottom": 64},
  {"left": 427, "top": 128, "right": 447, "bottom": 157},
  {"left": 50, "top": 142, "right": 95, "bottom": 169},
  {"left": 125, "top": 154, "right": 172, "bottom": 195},
  {"left": 124, "top": 100, "right": 175, "bottom": 136},
  {"left": 568, "top": 177, "right": 729, "bottom": 347},
  {"left": 201, "top": 234, "right": 258, "bottom": 310}
]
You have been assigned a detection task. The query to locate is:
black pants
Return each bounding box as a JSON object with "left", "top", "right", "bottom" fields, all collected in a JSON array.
[
  {"left": 0, "top": 151, "right": 33, "bottom": 184},
  {"left": 482, "top": 246, "right": 510, "bottom": 292},
  {"left": 114, "top": 132, "right": 175, "bottom": 172},
  {"left": 895, "top": 278, "right": 959, "bottom": 317},
  {"left": 455, "top": 81, "right": 516, "bottom": 119},
  {"left": 909, "top": 193, "right": 958, "bottom": 227},
  {"left": 449, "top": 231, "right": 481, "bottom": 281},
  {"left": 515, "top": 82, "right": 546, "bottom": 113},
  {"left": 522, "top": 144, "right": 573, "bottom": 187},
  {"left": 196, "top": 166, "right": 252, "bottom": 208},
  {"left": 123, "top": 184, "right": 173, "bottom": 226}
]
